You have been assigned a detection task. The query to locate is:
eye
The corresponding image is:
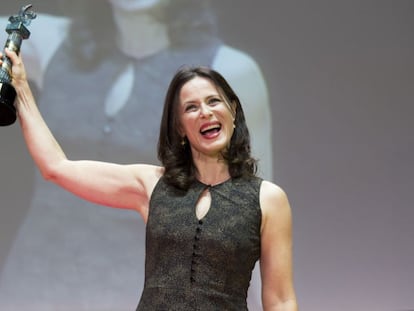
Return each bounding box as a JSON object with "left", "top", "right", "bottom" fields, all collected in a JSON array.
[
  {"left": 185, "top": 104, "right": 198, "bottom": 112},
  {"left": 208, "top": 97, "right": 222, "bottom": 106}
]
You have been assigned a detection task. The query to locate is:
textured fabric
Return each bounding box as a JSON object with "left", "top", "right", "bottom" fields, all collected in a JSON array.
[
  {"left": 0, "top": 36, "right": 221, "bottom": 309},
  {"left": 137, "top": 177, "right": 262, "bottom": 311}
]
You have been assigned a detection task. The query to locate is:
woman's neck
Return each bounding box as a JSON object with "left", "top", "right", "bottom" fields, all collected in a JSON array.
[
  {"left": 111, "top": 8, "right": 170, "bottom": 59},
  {"left": 193, "top": 156, "right": 231, "bottom": 186}
]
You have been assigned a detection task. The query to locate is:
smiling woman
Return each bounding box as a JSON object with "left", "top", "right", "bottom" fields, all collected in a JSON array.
[
  {"left": 158, "top": 67, "right": 256, "bottom": 189},
  {"left": 2, "top": 44, "right": 297, "bottom": 309},
  {"left": 159, "top": 66, "right": 256, "bottom": 190},
  {"left": 0, "top": 1, "right": 274, "bottom": 310},
  {"left": 179, "top": 77, "right": 236, "bottom": 157}
]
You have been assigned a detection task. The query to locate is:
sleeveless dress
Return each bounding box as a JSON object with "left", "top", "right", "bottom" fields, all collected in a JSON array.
[
  {"left": 137, "top": 177, "right": 262, "bottom": 311},
  {"left": 0, "top": 37, "right": 222, "bottom": 309}
]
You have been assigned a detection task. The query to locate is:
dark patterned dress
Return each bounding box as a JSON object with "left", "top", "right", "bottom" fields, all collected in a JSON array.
[
  {"left": 0, "top": 35, "right": 222, "bottom": 307},
  {"left": 137, "top": 176, "right": 262, "bottom": 311}
]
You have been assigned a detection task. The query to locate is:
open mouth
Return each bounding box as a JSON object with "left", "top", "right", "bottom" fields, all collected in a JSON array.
[{"left": 200, "top": 123, "right": 221, "bottom": 137}]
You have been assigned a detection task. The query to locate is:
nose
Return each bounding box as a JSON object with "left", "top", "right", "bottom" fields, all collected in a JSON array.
[{"left": 200, "top": 103, "right": 213, "bottom": 118}]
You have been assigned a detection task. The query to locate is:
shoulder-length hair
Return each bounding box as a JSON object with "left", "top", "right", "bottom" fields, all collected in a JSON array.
[{"left": 158, "top": 66, "right": 257, "bottom": 190}]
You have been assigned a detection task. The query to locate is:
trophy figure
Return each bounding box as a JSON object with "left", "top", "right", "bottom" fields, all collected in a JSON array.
[{"left": 0, "top": 4, "right": 36, "bottom": 126}]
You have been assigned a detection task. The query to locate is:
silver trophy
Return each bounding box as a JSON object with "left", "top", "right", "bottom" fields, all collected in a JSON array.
[{"left": 0, "top": 4, "right": 36, "bottom": 126}]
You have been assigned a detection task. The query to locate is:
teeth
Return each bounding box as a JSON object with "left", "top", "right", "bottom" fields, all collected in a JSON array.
[
  {"left": 200, "top": 124, "right": 221, "bottom": 134},
  {"left": 203, "top": 124, "right": 220, "bottom": 131}
]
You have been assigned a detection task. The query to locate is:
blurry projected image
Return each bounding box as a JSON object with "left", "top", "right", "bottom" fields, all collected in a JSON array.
[{"left": 0, "top": 1, "right": 270, "bottom": 310}]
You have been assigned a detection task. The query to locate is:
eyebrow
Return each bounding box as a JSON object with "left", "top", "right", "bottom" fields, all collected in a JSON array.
[{"left": 182, "top": 94, "right": 221, "bottom": 105}]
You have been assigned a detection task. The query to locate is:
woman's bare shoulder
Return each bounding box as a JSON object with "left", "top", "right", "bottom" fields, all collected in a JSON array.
[{"left": 259, "top": 180, "right": 291, "bottom": 216}]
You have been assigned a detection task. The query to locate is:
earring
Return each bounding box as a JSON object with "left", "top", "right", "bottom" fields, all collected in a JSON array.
[{"left": 181, "top": 137, "right": 186, "bottom": 146}]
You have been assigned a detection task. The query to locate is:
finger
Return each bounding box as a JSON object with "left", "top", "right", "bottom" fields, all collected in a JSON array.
[
  {"left": 4, "top": 50, "right": 23, "bottom": 69},
  {"left": 4, "top": 48, "right": 19, "bottom": 61},
  {"left": 4, "top": 48, "right": 16, "bottom": 59}
]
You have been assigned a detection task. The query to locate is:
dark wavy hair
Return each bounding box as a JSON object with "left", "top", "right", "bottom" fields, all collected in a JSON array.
[
  {"left": 57, "top": 0, "right": 218, "bottom": 70},
  {"left": 158, "top": 66, "right": 257, "bottom": 190}
]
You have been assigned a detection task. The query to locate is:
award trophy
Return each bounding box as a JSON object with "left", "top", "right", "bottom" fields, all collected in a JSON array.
[{"left": 0, "top": 4, "right": 36, "bottom": 126}]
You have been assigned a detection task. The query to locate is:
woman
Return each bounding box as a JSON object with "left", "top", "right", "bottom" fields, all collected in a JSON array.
[
  {"left": 2, "top": 48, "right": 297, "bottom": 310},
  {"left": 0, "top": 1, "right": 271, "bottom": 309}
]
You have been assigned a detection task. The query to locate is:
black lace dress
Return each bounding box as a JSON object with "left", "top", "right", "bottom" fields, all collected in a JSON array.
[{"left": 137, "top": 176, "right": 262, "bottom": 311}]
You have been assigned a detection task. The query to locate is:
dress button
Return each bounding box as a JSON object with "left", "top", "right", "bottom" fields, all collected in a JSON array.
[
  {"left": 190, "top": 276, "right": 195, "bottom": 282},
  {"left": 198, "top": 220, "right": 203, "bottom": 225}
]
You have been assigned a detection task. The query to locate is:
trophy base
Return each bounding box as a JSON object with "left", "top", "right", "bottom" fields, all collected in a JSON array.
[{"left": 0, "top": 82, "right": 17, "bottom": 126}]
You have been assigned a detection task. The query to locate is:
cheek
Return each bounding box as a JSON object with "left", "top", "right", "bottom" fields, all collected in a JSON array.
[
  {"left": 223, "top": 112, "right": 235, "bottom": 130},
  {"left": 179, "top": 116, "right": 196, "bottom": 136},
  {"left": 178, "top": 121, "right": 188, "bottom": 137}
]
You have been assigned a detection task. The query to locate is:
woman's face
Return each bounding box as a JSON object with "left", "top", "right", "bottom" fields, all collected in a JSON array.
[
  {"left": 107, "top": 0, "right": 167, "bottom": 11},
  {"left": 178, "top": 77, "right": 236, "bottom": 159}
]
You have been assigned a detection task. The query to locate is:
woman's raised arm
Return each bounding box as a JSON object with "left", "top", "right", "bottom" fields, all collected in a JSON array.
[{"left": 1, "top": 49, "right": 162, "bottom": 221}]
